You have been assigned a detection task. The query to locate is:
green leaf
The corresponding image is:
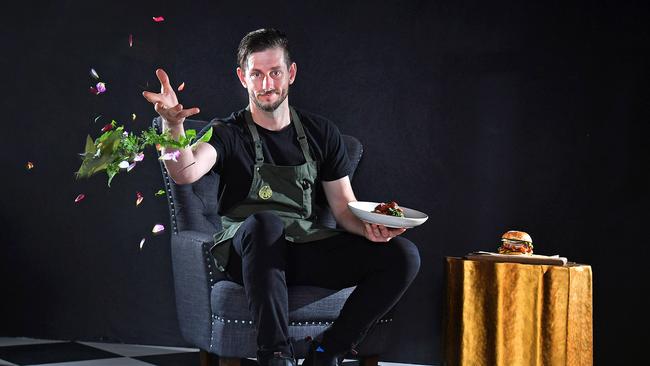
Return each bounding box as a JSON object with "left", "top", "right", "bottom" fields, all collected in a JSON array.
[
  {"left": 83, "top": 135, "right": 96, "bottom": 156},
  {"left": 190, "top": 127, "right": 213, "bottom": 149}
]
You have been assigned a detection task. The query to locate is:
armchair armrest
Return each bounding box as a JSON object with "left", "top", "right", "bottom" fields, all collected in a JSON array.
[{"left": 170, "top": 230, "right": 225, "bottom": 350}]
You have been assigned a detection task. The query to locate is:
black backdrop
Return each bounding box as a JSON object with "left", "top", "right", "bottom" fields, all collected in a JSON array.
[{"left": 1, "top": 1, "right": 648, "bottom": 364}]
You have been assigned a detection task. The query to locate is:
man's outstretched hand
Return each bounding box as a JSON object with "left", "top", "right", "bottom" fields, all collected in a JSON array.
[
  {"left": 363, "top": 222, "right": 407, "bottom": 243},
  {"left": 142, "top": 68, "right": 200, "bottom": 126}
]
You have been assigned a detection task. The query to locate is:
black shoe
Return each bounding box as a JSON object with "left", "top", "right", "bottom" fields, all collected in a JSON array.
[
  {"left": 258, "top": 339, "right": 298, "bottom": 366},
  {"left": 259, "top": 351, "right": 297, "bottom": 366},
  {"left": 302, "top": 338, "right": 342, "bottom": 366}
]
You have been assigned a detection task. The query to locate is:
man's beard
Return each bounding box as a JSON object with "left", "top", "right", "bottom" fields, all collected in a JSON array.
[{"left": 252, "top": 87, "right": 289, "bottom": 112}]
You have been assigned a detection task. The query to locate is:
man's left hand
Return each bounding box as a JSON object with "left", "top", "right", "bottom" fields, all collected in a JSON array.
[{"left": 363, "top": 222, "right": 407, "bottom": 243}]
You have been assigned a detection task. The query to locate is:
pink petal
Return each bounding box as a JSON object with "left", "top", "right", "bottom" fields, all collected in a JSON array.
[
  {"left": 133, "top": 152, "right": 145, "bottom": 162},
  {"left": 139, "top": 238, "right": 146, "bottom": 249},
  {"left": 152, "top": 16, "right": 165, "bottom": 22},
  {"left": 89, "top": 86, "right": 99, "bottom": 95},
  {"left": 118, "top": 161, "right": 130, "bottom": 169},
  {"left": 129, "top": 34, "right": 134, "bottom": 47},
  {"left": 96, "top": 82, "right": 106, "bottom": 93},
  {"left": 177, "top": 82, "right": 185, "bottom": 91},
  {"left": 74, "top": 194, "right": 85, "bottom": 203},
  {"left": 159, "top": 150, "right": 180, "bottom": 162},
  {"left": 101, "top": 123, "right": 113, "bottom": 132},
  {"left": 90, "top": 68, "right": 99, "bottom": 79},
  {"left": 152, "top": 224, "right": 165, "bottom": 234},
  {"left": 127, "top": 162, "right": 137, "bottom": 172},
  {"left": 136, "top": 191, "right": 144, "bottom": 206}
]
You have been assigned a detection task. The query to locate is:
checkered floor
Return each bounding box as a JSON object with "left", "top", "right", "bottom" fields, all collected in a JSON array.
[{"left": 0, "top": 337, "right": 426, "bottom": 366}]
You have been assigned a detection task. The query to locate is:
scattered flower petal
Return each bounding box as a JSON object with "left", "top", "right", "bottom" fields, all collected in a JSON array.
[
  {"left": 131, "top": 113, "right": 136, "bottom": 121},
  {"left": 90, "top": 68, "right": 99, "bottom": 79},
  {"left": 89, "top": 86, "right": 98, "bottom": 95},
  {"left": 177, "top": 82, "right": 185, "bottom": 91},
  {"left": 152, "top": 16, "right": 165, "bottom": 22},
  {"left": 118, "top": 161, "right": 130, "bottom": 169},
  {"left": 139, "top": 238, "right": 146, "bottom": 249},
  {"left": 101, "top": 123, "right": 113, "bottom": 132},
  {"left": 159, "top": 150, "right": 180, "bottom": 162},
  {"left": 133, "top": 152, "right": 145, "bottom": 162},
  {"left": 152, "top": 224, "right": 165, "bottom": 234},
  {"left": 136, "top": 191, "right": 144, "bottom": 206},
  {"left": 127, "top": 162, "right": 137, "bottom": 172},
  {"left": 129, "top": 34, "right": 133, "bottom": 47},
  {"left": 155, "top": 189, "right": 166, "bottom": 196},
  {"left": 26, "top": 161, "right": 34, "bottom": 170},
  {"left": 155, "top": 144, "right": 162, "bottom": 151},
  {"left": 96, "top": 82, "right": 106, "bottom": 93},
  {"left": 94, "top": 115, "right": 102, "bottom": 123},
  {"left": 74, "top": 194, "right": 85, "bottom": 203}
]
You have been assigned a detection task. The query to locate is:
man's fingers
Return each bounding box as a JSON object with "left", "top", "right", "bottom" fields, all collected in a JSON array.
[
  {"left": 178, "top": 107, "right": 200, "bottom": 119},
  {"left": 142, "top": 91, "right": 163, "bottom": 104},
  {"left": 156, "top": 68, "right": 172, "bottom": 91},
  {"left": 378, "top": 225, "right": 390, "bottom": 238}
]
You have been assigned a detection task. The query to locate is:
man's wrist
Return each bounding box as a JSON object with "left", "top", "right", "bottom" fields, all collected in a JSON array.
[{"left": 162, "top": 119, "right": 185, "bottom": 138}]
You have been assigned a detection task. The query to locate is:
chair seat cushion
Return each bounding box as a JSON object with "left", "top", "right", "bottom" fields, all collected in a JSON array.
[{"left": 211, "top": 280, "right": 355, "bottom": 323}]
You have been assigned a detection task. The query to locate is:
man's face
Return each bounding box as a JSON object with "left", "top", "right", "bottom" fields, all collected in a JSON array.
[{"left": 238, "top": 47, "right": 296, "bottom": 112}]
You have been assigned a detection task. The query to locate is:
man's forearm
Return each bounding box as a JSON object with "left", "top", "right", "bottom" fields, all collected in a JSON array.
[
  {"left": 335, "top": 207, "right": 366, "bottom": 237},
  {"left": 161, "top": 120, "right": 198, "bottom": 184}
]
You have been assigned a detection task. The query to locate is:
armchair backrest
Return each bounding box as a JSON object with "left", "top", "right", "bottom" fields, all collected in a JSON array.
[{"left": 153, "top": 117, "right": 364, "bottom": 234}]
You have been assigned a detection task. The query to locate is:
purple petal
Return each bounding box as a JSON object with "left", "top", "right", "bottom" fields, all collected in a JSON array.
[
  {"left": 152, "top": 224, "right": 165, "bottom": 234},
  {"left": 159, "top": 150, "right": 180, "bottom": 162}
]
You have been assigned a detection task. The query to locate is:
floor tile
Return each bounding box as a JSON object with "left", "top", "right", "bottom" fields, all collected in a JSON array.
[
  {"left": 133, "top": 352, "right": 200, "bottom": 366},
  {"left": 29, "top": 358, "right": 153, "bottom": 366},
  {"left": 79, "top": 342, "right": 198, "bottom": 357},
  {"left": 0, "top": 342, "right": 120, "bottom": 365},
  {"left": 0, "top": 338, "right": 66, "bottom": 347}
]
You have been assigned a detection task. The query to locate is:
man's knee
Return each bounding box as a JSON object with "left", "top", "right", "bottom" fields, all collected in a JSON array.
[
  {"left": 240, "top": 211, "right": 286, "bottom": 251},
  {"left": 388, "top": 237, "right": 421, "bottom": 280}
]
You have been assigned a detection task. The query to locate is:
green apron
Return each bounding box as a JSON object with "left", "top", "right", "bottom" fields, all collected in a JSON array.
[{"left": 210, "top": 106, "right": 343, "bottom": 272}]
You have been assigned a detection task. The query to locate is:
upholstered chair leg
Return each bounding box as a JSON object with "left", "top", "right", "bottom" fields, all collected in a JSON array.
[
  {"left": 199, "top": 350, "right": 224, "bottom": 366},
  {"left": 218, "top": 356, "right": 242, "bottom": 366},
  {"left": 360, "top": 355, "right": 379, "bottom": 366}
]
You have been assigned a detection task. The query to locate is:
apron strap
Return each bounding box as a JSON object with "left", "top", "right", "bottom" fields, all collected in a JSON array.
[
  {"left": 243, "top": 106, "right": 315, "bottom": 163},
  {"left": 244, "top": 107, "right": 265, "bottom": 163},
  {"left": 290, "top": 107, "right": 314, "bottom": 163}
]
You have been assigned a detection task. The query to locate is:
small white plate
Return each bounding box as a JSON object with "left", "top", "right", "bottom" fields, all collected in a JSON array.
[{"left": 348, "top": 201, "right": 429, "bottom": 228}]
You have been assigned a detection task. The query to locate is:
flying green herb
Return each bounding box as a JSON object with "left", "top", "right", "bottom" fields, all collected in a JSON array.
[{"left": 75, "top": 121, "right": 212, "bottom": 187}]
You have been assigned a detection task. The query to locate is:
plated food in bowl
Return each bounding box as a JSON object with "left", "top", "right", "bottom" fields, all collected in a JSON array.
[
  {"left": 348, "top": 201, "right": 428, "bottom": 228},
  {"left": 373, "top": 201, "right": 405, "bottom": 217}
]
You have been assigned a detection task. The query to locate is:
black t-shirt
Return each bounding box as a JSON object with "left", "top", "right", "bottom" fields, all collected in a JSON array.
[{"left": 200, "top": 107, "right": 351, "bottom": 215}]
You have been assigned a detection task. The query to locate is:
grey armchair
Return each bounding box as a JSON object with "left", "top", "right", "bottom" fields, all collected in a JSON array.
[{"left": 153, "top": 117, "right": 394, "bottom": 366}]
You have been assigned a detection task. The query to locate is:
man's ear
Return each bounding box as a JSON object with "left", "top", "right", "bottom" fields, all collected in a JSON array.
[
  {"left": 289, "top": 62, "right": 297, "bottom": 85},
  {"left": 236, "top": 67, "right": 247, "bottom": 88}
]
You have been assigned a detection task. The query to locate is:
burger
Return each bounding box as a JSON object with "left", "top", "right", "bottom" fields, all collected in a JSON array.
[{"left": 498, "top": 230, "right": 533, "bottom": 255}]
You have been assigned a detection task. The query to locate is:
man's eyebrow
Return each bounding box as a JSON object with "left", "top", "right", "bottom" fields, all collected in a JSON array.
[{"left": 249, "top": 66, "right": 283, "bottom": 73}]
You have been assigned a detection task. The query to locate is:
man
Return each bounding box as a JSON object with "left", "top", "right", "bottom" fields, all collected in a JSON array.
[{"left": 142, "top": 28, "right": 420, "bottom": 366}]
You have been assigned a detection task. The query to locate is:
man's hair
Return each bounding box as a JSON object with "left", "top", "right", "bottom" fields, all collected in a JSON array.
[{"left": 237, "top": 28, "right": 291, "bottom": 71}]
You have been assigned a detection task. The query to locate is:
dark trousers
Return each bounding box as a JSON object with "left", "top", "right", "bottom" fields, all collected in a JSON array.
[{"left": 224, "top": 211, "right": 421, "bottom": 358}]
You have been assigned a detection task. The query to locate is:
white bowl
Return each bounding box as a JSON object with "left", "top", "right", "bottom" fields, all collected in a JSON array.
[{"left": 347, "top": 201, "right": 428, "bottom": 228}]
